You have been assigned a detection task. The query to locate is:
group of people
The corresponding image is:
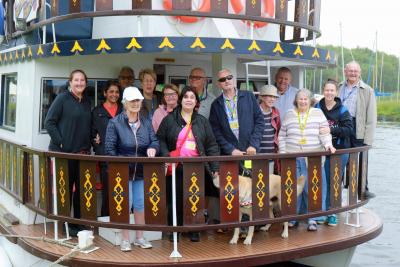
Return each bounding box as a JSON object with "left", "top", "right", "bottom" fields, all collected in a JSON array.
[{"left": 44, "top": 60, "right": 376, "bottom": 251}]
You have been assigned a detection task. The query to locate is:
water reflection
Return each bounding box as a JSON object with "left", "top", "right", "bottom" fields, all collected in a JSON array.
[{"left": 351, "top": 125, "right": 400, "bottom": 267}]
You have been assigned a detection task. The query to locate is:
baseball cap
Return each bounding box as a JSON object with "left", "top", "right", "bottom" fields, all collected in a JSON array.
[{"left": 122, "top": 86, "right": 144, "bottom": 102}]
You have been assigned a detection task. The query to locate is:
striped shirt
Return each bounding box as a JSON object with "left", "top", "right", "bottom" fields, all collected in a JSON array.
[
  {"left": 278, "top": 108, "right": 332, "bottom": 153},
  {"left": 260, "top": 109, "right": 275, "bottom": 153}
]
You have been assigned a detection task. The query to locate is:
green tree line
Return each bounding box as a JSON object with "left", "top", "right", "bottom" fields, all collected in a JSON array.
[{"left": 305, "top": 45, "right": 399, "bottom": 96}]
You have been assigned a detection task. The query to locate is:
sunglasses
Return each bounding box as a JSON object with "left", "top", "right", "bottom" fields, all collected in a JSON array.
[{"left": 218, "top": 75, "right": 233, "bottom": 83}]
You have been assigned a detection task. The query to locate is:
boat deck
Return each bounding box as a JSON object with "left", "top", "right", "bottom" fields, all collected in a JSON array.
[{"left": 3, "top": 209, "right": 382, "bottom": 266}]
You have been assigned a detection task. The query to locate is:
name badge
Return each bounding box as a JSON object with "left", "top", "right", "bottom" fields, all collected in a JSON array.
[
  {"left": 185, "top": 140, "right": 197, "bottom": 150},
  {"left": 298, "top": 138, "right": 307, "bottom": 145},
  {"left": 229, "top": 121, "right": 239, "bottom": 129}
]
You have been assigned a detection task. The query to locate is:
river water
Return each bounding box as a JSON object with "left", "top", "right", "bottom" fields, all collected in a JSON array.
[{"left": 351, "top": 124, "right": 400, "bottom": 267}]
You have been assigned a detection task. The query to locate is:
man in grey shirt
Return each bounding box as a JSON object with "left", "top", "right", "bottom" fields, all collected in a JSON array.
[
  {"left": 189, "top": 67, "right": 216, "bottom": 119},
  {"left": 274, "top": 67, "right": 298, "bottom": 121}
]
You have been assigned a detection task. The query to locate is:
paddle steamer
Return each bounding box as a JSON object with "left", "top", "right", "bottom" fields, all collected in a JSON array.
[{"left": 0, "top": 0, "right": 381, "bottom": 266}]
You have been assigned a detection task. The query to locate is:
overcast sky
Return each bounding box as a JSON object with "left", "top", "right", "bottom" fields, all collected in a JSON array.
[{"left": 317, "top": 0, "right": 399, "bottom": 56}]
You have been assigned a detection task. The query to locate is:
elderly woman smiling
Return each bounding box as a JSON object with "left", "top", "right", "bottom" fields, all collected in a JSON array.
[
  {"left": 278, "top": 88, "right": 335, "bottom": 231},
  {"left": 105, "top": 86, "right": 159, "bottom": 252}
]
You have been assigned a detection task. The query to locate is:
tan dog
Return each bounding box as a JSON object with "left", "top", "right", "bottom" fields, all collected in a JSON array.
[{"left": 213, "top": 174, "right": 306, "bottom": 245}]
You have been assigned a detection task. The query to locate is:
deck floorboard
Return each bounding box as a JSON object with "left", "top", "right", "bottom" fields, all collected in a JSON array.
[{"left": 8, "top": 209, "right": 382, "bottom": 266}]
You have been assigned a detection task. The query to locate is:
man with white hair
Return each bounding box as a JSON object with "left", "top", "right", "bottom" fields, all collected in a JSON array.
[{"left": 339, "top": 61, "right": 377, "bottom": 199}]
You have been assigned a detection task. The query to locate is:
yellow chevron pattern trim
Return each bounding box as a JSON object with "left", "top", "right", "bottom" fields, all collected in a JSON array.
[
  {"left": 311, "top": 166, "right": 319, "bottom": 202},
  {"left": 224, "top": 172, "right": 235, "bottom": 214},
  {"left": 15, "top": 50, "right": 19, "bottom": 60},
  {"left": 188, "top": 173, "right": 200, "bottom": 215},
  {"left": 256, "top": 169, "right": 266, "bottom": 210},
  {"left": 293, "top": 45, "right": 303, "bottom": 56},
  {"left": 9, "top": 52, "right": 13, "bottom": 62},
  {"left": 190, "top": 37, "right": 206, "bottom": 49},
  {"left": 21, "top": 49, "right": 26, "bottom": 60},
  {"left": 51, "top": 43, "right": 61, "bottom": 55},
  {"left": 71, "top": 41, "right": 84, "bottom": 53},
  {"left": 28, "top": 47, "right": 33, "bottom": 57},
  {"left": 113, "top": 173, "right": 124, "bottom": 215},
  {"left": 126, "top": 37, "right": 142, "bottom": 49},
  {"left": 273, "top": 42, "right": 284, "bottom": 54},
  {"left": 37, "top": 45, "right": 44, "bottom": 56},
  {"left": 149, "top": 172, "right": 161, "bottom": 216},
  {"left": 325, "top": 51, "right": 331, "bottom": 61},
  {"left": 248, "top": 40, "right": 261, "bottom": 51},
  {"left": 312, "top": 48, "right": 320, "bottom": 59},
  {"left": 220, "top": 38, "right": 235, "bottom": 50},
  {"left": 158, "top": 37, "right": 174, "bottom": 49},
  {"left": 285, "top": 168, "right": 294, "bottom": 205},
  {"left": 96, "top": 39, "right": 111, "bottom": 51},
  {"left": 83, "top": 169, "right": 93, "bottom": 211}
]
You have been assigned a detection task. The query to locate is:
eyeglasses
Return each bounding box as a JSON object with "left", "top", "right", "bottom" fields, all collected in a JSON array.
[
  {"left": 164, "top": 93, "right": 178, "bottom": 98},
  {"left": 218, "top": 75, "right": 233, "bottom": 83},
  {"left": 189, "top": 75, "right": 204, "bottom": 81}
]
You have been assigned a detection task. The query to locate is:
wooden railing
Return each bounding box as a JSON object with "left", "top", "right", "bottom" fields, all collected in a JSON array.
[
  {"left": 11, "top": 0, "right": 321, "bottom": 43},
  {"left": 0, "top": 137, "right": 370, "bottom": 232}
]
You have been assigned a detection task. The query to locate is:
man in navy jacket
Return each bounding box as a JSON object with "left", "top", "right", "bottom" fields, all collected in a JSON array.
[{"left": 209, "top": 69, "right": 264, "bottom": 157}]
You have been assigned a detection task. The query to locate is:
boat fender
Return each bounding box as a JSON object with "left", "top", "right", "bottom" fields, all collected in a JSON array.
[{"left": 163, "top": 0, "right": 211, "bottom": 23}]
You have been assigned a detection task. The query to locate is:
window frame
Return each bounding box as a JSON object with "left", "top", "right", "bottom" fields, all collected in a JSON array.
[{"left": 0, "top": 73, "right": 18, "bottom": 131}]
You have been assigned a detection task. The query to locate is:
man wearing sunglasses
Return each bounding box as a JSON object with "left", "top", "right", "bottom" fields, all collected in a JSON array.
[
  {"left": 189, "top": 67, "right": 216, "bottom": 119},
  {"left": 209, "top": 69, "right": 264, "bottom": 158}
]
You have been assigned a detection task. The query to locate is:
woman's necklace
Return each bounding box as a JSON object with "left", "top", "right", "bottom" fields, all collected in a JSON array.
[{"left": 297, "top": 109, "right": 310, "bottom": 145}]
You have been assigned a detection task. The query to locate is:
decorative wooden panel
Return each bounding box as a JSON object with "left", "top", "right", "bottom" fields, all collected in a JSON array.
[
  {"left": 132, "top": 0, "right": 152, "bottom": 9},
  {"left": 143, "top": 163, "right": 167, "bottom": 225},
  {"left": 0, "top": 142, "right": 3, "bottom": 186},
  {"left": 307, "top": 157, "right": 322, "bottom": 212},
  {"left": 211, "top": 0, "right": 228, "bottom": 14},
  {"left": 183, "top": 163, "right": 205, "bottom": 225},
  {"left": 12, "top": 145, "right": 17, "bottom": 192},
  {"left": 55, "top": 158, "right": 70, "bottom": 216},
  {"left": 18, "top": 148, "right": 24, "bottom": 199},
  {"left": 329, "top": 155, "right": 342, "bottom": 208},
  {"left": 27, "top": 153, "right": 34, "bottom": 204},
  {"left": 173, "top": 0, "right": 191, "bottom": 10},
  {"left": 246, "top": 0, "right": 261, "bottom": 16},
  {"left": 280, "top": 158, "right": 297, "bottom": 216},
  {"left": 5, "top": 144, "right": 10, "bottom": 189},
  {"left": 38, "top": 155, "right": 48, "bottom": 211},
  {"left": 348, "top": 153, "right": 359, "bottom": 205},
  {"left": 108, "top": 163, "right": 129, "bottom": 223},
  {"left": 275, "top": 0, "right": 288, "bottom": 20},
  {"left": 51, "top": 0, "right": 59, "bottom": 16},
  {"left": 251, "top": 160, "right": 269, "bottom": 220},
  {"left": 69, "top": 0, "right": 81, "bottom": 13},
  {"left": 359, "top": 151, "right": 368, "bottom": 200},
  {"left": 293, "top": 0, "right": 308, "bottom": 40},
  {"left": 307, "top": 0, "right": 321, "bottom": 39},
  {"left": 79, "top": 161, "right": 97, "bottom": 220},
  {"left": 219, "top": 161, "right": 239, "bottom": 223},
  {"left": 96, "top": 0, "right": 113, "bottom": 11}
]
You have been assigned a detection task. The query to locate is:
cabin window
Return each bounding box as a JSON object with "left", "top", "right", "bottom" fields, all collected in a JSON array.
[
  {"left": 40, "top": 78, "right": 109, "bottom": 132},
  {"left": 0, "top": 73, "right": 18, "bottom": 130}
]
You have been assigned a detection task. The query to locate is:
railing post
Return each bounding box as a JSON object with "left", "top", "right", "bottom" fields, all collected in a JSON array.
[
  {"left": 51, "top": 157, "right": 59, "bottom": 240},
  {"left": 170, "top": 163, "right": 182, "bottom": 258}
]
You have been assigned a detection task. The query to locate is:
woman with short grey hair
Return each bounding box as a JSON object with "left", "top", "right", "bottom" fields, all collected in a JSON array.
[{"left": 279, "top": 88, "right": 335, "bottom": 231}]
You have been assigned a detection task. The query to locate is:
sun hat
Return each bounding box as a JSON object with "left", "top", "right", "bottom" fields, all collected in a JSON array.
[
  {"left": 259, "top": 84, "right": 280, "bottom": 97},
  {"left": 122, "top": 86, "right": 144, "bottom": 102}
]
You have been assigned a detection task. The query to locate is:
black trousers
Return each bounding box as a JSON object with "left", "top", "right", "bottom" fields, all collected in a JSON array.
[
  {"left": 99, "top": 162, "right": 109, "bottom": 216},
  {"left": 68, "top": 160, "right": 81, "bottom": 218}
]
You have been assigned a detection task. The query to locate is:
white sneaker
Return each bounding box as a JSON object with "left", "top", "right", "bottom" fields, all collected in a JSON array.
[
  {"left": 120, "top": 240, "right": 132, "bottom": 252},
  {"left": 133, "top": 238, "right": 152, "bottom": 249}
]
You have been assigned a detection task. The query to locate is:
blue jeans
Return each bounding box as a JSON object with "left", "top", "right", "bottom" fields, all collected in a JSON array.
[
  {"left": 296, "top": 157, "right": 327, "bottom": 222},
  {"left": 324, "top": 154, "right": 349, "bottom": 210},
  {"left": 129, "top": 180, "right": 145, "bottom": 212}
]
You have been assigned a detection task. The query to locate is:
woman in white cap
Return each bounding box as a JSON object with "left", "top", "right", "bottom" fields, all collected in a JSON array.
[
  {"left": 258, "top": 84, "right": 281, "bottom": 173},
  {"left": 105, "top": 86, "right": 159, "bottom": 251}
]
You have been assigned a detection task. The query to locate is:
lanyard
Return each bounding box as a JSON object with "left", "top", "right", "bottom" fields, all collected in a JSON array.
[
  {"left": 297, "top": 109, "right": 310, "bottom": 134},
  {"left": 342, "top": 87, "right": 356, "bottom": 103},
  {"left": 225, "top": 95, "right": 237, "bottom": 120}
]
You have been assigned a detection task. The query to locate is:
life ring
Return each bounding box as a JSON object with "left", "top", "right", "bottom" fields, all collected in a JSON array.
[
  {"left": 230, "top": 0, "right": 274, "bottom": 28},
  {"left": 163, "top": 0, "right": 211, "bottom": 24}
]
